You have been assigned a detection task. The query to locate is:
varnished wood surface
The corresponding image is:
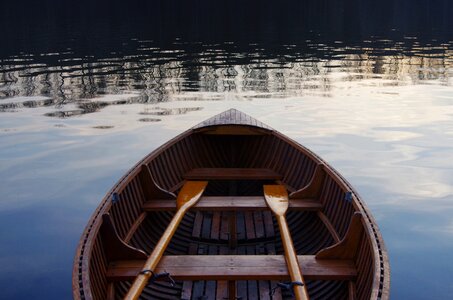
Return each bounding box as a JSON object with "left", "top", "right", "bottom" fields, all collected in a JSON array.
[
  {"left": 264, "top": 185, "right": 310, "bottom": 300},
  {"left": 316, "top": 212, "right": 364, "bottom": 260},
  {"left": 143, "top": 196, "right": 322, "bottom": 211},
  {"left": 73, "top": 109, "right": 389, "bottom": 300},
  {"left": 193, "top": 108, "right": 272, "bottom": 130},
  {"left": 100, "top": 214, "right": 147, "bottom": 262},
  {"left": 184, "top": 168, "right": 282, "bottom": 180},
  {"left": 290, "top": 163, "right": 326, "bottom": 199},
  {"left": 124, "top": 181, "right": 207, "bottom": 300},
  {"left": 107, "top": 255, "right": 357, "bottom": 281}
]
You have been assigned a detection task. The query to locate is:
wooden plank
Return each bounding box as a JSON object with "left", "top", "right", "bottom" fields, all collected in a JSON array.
[
  {"left": 217, "top": 246, "right": 230, "bottom": 300},
  {"left": 184, "top": 168, "right": 282, "bottom": 180},
  {"left": 181, "top": 243, "right": 197, "bottom": 300},
  {"left": 204, "top": 245, "right": 217, "bottom": 300},
  {"left": 253, "top": 212, "right": 265, "bottom": 239},
  {"left": 263, "top": 211, "right": 275, "bottom": 238},
  {"left": 236, "top": 247, "right": 247, "bottom": 300},
  {"left": 107, "top": 255, "right": 357, "bottom": 281},
  {"left": 192, "top": 245, "right": 206, "bottom": 299},
  {"left": 266, "top": 243, "right": 282, "bottom": 300},
  {"left": 257, "top": 244, "right": 271, "bottom": 300},
  {"left": 191, "top": 212, "right": 203, "bottom": 238},
  {"left": 220, "top": 212, "right": 229, "bottom": 240},
  {"left": 229, "top": 212, "right": 238, "bottom": 248},
  {"left": 143, "top": 196, "right": 322, "bottom": 211},
  {"left": 201, "top": 212, "right": 213, "bottom": 239},
  {"left": 210, "top": 212, "right": 221, "bottom": 240},
  {"left": 246, "top": 246, "right": 259, "bottom": 300},
  {"left": 245, "top": 212, "right": 256, "bottom": 240},
  {"left": 236, "top": 212, "right": 246, "bottom": 240}
]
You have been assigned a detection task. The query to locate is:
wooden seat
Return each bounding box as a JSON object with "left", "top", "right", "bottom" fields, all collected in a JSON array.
[
  {"left": 183, "top": 168, "right": 282, "bottom": 180},
  {"left": 143, "top": 196, "right": 322, "bottom": 211},
  {"left": 176, "top": 243, "right": 282, "bottom": 300},
  {"left": 107, "top": 255, "right": 357, "bottom": 281}
]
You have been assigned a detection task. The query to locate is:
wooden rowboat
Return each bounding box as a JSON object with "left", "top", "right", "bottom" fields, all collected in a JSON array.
[{"left": 73, "top": 109, "right": 390, "bottom": 300}]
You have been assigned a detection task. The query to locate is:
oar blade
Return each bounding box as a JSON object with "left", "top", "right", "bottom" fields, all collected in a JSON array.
[
  {"left": 263, "top": 184, "right": 289, "bottom": 216},
  {"left": 176, "top": 181, "right": 208, "bottom": 209}
]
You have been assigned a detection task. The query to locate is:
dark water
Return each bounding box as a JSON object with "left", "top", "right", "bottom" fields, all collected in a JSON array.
[{"left": 1, "top": 1, "right": 453, "bottom": 299}]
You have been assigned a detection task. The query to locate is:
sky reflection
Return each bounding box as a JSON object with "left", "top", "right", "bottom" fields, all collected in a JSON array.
[{"left": 1, "top": 1, "right": 453, "bottom": 298}]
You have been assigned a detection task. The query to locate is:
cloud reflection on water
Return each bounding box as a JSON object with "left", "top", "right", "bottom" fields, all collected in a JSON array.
[{"left": 1, "top": 18, "right": 453, "bottom": 300}]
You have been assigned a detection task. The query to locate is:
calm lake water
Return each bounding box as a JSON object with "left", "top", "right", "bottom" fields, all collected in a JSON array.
[{"left": 1, "top": 1, "right": 453, "bottom": 299}]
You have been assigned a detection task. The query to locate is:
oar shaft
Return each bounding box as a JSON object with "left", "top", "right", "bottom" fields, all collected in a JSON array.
[
  {"left": 124, "top": 207, "right": 187, "bottom": 300},
  {"left": 124, "top": 181, "right": 207, "bottom": 300},
  {"left": 276, "top": 215, "right": 310, "bottom": 300}
]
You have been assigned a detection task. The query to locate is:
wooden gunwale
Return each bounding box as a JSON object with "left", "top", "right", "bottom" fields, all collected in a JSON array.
[{"left": 73, "top": 109, "right": 389, "bottom": 300}]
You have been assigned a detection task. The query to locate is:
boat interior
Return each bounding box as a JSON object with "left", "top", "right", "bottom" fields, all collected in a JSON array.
[{"left": 78, "top": 127, "right": 384, "bottom": 300}]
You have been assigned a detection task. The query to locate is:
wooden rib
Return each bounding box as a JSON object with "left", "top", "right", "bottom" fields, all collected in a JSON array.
[
  {"left": 106, "top": 283, "right": 115, "bottom": 300},
  {"left": 317, "top": 211, "right": 341, "bottom": 243},
  {"left": 143, "top": 196, "right": 322, "bottom": 211},
  {"left": 123, "top": 212, "right": 147, "bottom": 243},
  {"left": 107, "top": 255, "right": 357, "bottom": 281},
  {"left": 320, "top": 176, "right": 355, "bottom": 239},
  {"left": 349, "top": 281, "right": 357, "bottom": 300},
  {"left": 184, "top": 168, "right": 282, "bottom": 180}
]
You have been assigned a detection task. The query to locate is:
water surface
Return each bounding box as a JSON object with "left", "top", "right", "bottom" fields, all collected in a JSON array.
[{"left": 1, "top": 1, "right": 453, "bottom": 299}]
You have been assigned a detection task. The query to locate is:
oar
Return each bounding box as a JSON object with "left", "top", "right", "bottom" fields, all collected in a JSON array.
[
  {"left": 263, "top": 185, "right": 310, "bottom": 300},
  {"left": 124, "top": 180, "right": 208, "bottom": 300}
]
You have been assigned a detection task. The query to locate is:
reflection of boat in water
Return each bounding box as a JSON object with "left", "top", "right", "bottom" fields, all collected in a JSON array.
[{"left": 72, "top": 109, "right": 390, "bottom": 299}]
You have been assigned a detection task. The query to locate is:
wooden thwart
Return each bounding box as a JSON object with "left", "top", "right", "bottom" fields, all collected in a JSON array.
[
  {"left": 184, "top": 168, "right": 282, "bottom": 180},
  {"left": 107, "top": 255, "right": 357, "bottom": 281},
  {"left": 143, "top": 196, "right": 322, "bottom": 211}
]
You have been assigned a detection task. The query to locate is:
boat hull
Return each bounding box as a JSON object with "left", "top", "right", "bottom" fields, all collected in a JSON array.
[{"left": 73, "top": 109, "right": 389, "bottom": 299}]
